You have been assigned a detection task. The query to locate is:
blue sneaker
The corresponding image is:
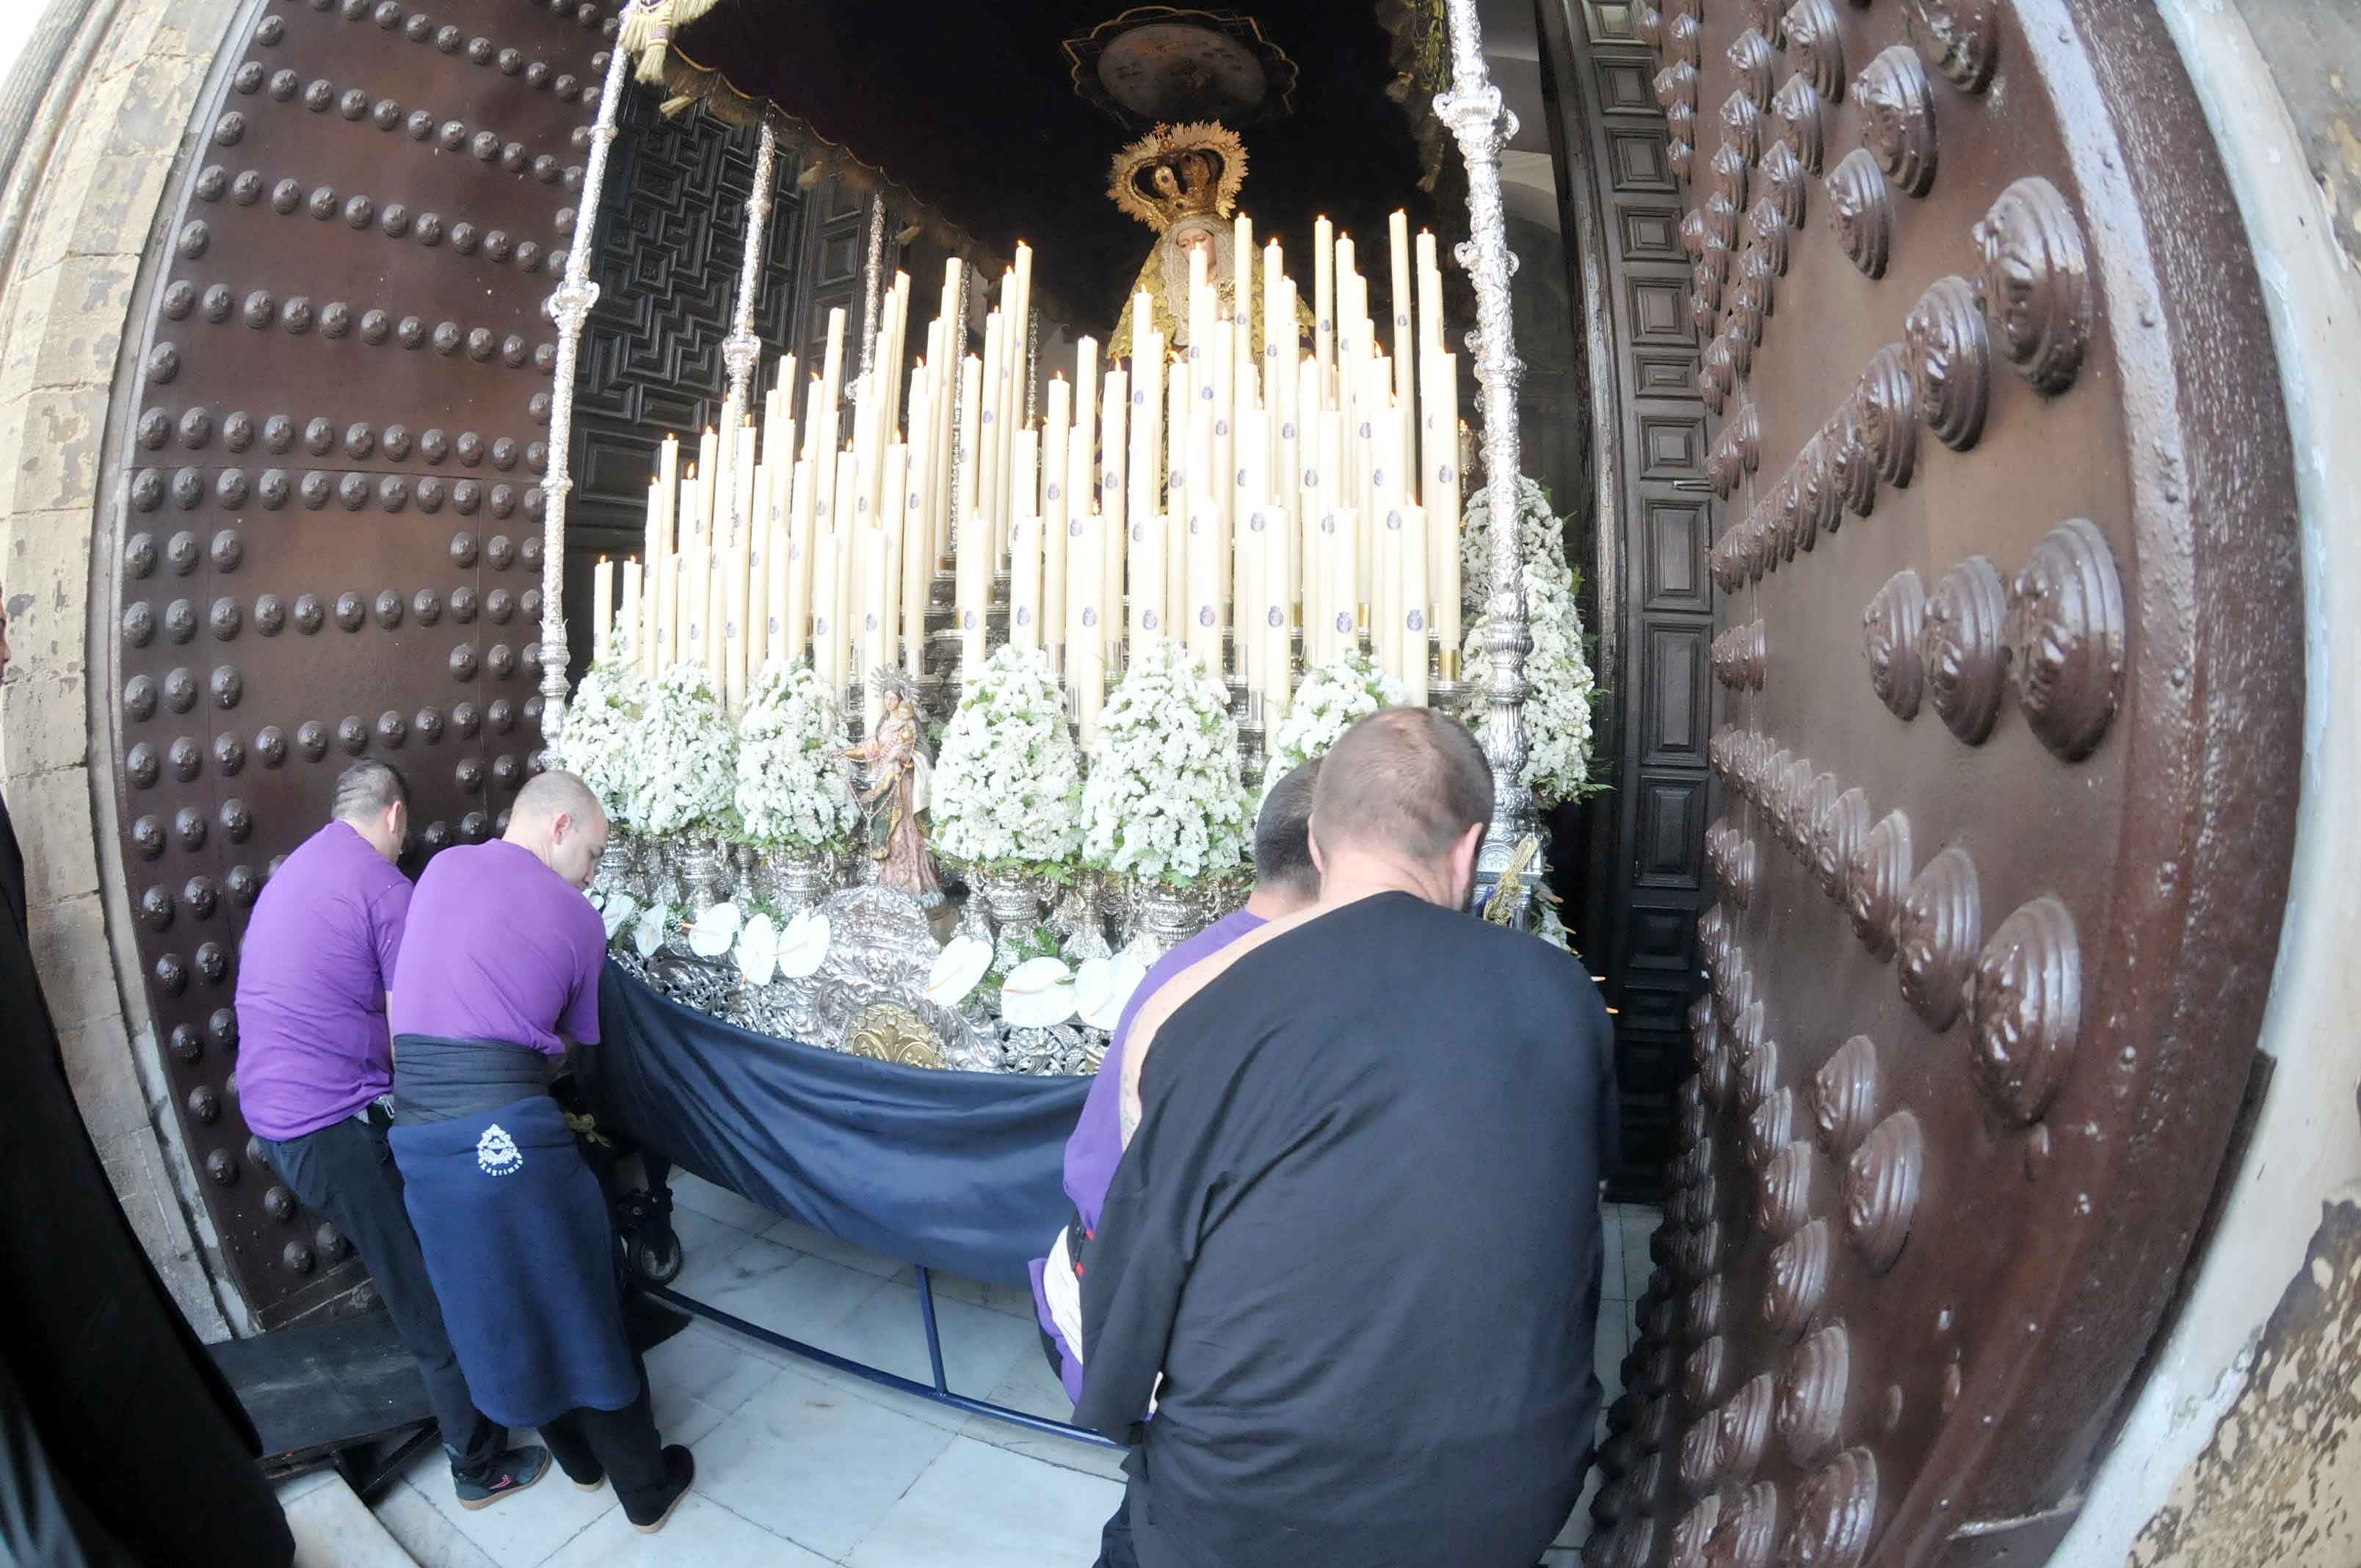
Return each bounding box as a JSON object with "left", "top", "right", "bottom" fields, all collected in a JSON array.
[{"left": 455, "top": 1445, "right": 551, "bottom": 1510}]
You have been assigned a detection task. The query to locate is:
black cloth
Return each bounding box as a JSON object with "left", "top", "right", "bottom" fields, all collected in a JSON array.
[
  {"left": 537, "top": 1356, "right": 670, "bottom": 1518},
  {"left": 580, "top": 964, "right": 1089, "bottom": 1285},
  {"left": 1074, "top": 893, "right": 1617, "bottom": 1568},
  {"left": 0, "top": 796, "right": 294, "bottom": 1567},
  {"left": 254, "top": 1111, "right": 505, "bottom": 1481},
  {"left": 389, "top": 1032, "right": 553, "bottom": 1125},
  {"left": 1095, "top": 1484, "right": 1141, "bottom": 1568},
  {"left": 389, "top": 1092, "right": 641, "bottom": 1427}
]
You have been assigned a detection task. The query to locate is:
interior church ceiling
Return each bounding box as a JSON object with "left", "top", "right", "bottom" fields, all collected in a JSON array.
[{"left": 659, "top": 1, "right": 1452, "bottom": 330}]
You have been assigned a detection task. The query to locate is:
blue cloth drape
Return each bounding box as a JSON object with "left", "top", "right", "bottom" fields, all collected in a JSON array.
[{"left": 577, "top": 963, "right": 1089, "bottom": 1285}]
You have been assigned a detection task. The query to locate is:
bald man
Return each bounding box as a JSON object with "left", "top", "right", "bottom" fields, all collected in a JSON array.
[
  {"left": 1076, "top": 709, "right": 1617, "bottom": 1568},
  {"left": 388, "top": 773, "right": 695, "bottom": 1535}
]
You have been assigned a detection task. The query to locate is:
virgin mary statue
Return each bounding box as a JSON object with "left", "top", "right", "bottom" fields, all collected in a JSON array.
[{"left": 1109, "top": 120, "right": 1312, "bottom": 355}]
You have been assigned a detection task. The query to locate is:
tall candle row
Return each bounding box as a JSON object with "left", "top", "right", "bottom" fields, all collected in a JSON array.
[{"left": 592, "top": 213, "right": 1473, "bottom": 738}]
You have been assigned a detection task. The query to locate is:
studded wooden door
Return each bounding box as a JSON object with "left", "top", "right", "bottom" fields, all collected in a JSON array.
[
  {"left": 1571, "top": 1, "right": 2304, "bottom": 1565},
  {"left": 1538, "top": 0, "right": 1724, "bottom": 1199},
  {"left": 108, "top": 0, "right": 617, "bottom": 1326}
]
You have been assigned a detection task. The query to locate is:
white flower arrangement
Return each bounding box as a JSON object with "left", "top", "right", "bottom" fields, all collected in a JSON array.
[
  {"left": 1081, "top": 636, "right": 1253, "bottom": 888},
  {"left": 626, "top": 662, "right": 739, "bottom": 835},
  {"left": 1459, "top": 477, "right": 1597, "bottom": 809},
  {"left": 733, "top": 659, "right": 857, "bottom": 852},
  {"left": 557, "top": 655, "right": 648, "bottom": 824},
  {"left": 932, "top": 644, "right": 1086, "bottom": 874},
  {"left": 1260, "top": 645, "right": 1407, "bottom": 802}
]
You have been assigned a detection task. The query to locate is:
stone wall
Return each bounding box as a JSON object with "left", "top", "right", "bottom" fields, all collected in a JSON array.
[{"left": 0, "top": 0, "right": 245, "bottom": 1336}]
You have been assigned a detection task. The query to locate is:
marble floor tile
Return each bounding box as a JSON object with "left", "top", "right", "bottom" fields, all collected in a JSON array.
[
  {"left": 907, "top": 1266, "right": 1042, "bottom": 1321},
  {"left": 645, "top": 1321, "right": 786, "bottom": 1431},
  {"left": 666, "top": 1169, "right": 785, "bottom": 1235},
  {"left": 1595, "top": 1302, "right": 1630, "bottom": 1409},
  {"left": 954, "top": 1349, "right": 1130, "bottom": 1484},
  {"left": 794, "top": 1280, "right": 1044, "bottom": 1434},
  {"left": 538, "top": 1491, "right": 835, "bottom": 1568},
  {"left": 682, "top": 1235, "right": 896, "bottom": 1357},
  {"left": 1620, "top": 1210, "right": 1659, "bottom": 1302},
  {"left": 1556, "top": 1464, "right": 1603, "bottom": 1547},
  {"left": 282, "top": 1471, "right": 415, "bottom": 1568},
  {"left": 689, "top": 1362, "right": 962, "bottom": 1561},
  {"left": 371, "top": 1480, "right": 501, "bottom": 1568},
  {"left": 1599, "top": 1206, "right": 1627, "bottom": 1303},
  {"left": 669, "top": 1208, "right": 767, "bottom": 1299},
  {"left": 397, "top": 1439, "right": 617, "bottom": 1568},
  {"left": 764, "top": 1214, "right": 907, "bottom": 1277},
  {"left": 844, "top": 1432, "right": 1123, "bottom": 1568}
]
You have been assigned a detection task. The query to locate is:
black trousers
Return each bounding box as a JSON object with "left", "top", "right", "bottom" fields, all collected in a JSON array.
[
  {"left": 536, "top": 1357, "right": 670, "bottom": 1520},
  {"left": 258, "top": 1111, "right": 504, "bottom": 1480}
]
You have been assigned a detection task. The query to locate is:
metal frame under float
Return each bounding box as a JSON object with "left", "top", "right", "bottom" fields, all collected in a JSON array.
[{"left": 633, "top": 1268, "right": 1120, "bottom": 1448}]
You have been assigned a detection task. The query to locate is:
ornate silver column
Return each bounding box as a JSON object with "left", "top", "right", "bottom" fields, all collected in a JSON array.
[
  {"left": 719, "top": 120, "right": 780, "bottom": 421},
  {"left": 537, "top": 1, "right": 642, "bottom": 742},
  {"left": 1435, "top": 0, "right": 1537, "bottom": 919},
  {"left": 857, "top": 193, "right": 887, "bottom": 382}
]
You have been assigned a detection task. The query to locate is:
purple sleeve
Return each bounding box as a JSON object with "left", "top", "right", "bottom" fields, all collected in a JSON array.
[
  {"left": 371, "top": 874, "right": 413, "bottom": 990},
  {"left": 556, "top": 897, "right": 604, "bottom": 1045}
]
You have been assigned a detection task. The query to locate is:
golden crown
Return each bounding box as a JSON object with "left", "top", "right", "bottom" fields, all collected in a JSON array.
[{"left": 1107, "top": 120, "right": 1249, "bottom": 233}]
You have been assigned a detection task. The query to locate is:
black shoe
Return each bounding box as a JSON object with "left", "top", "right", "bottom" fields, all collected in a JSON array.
[
  {"left": 454, "top": 1445, "right": 551, "bottom": 1510},
  {"left": 565, "top": 1462, "right": 607, "bottom": 1492},
  {"left": 626, "top": 1445, "right": 695, "bottom": 1533}
]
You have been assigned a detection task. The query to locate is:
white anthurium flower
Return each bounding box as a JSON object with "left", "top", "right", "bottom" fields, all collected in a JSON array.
[
  {"left": 1002, "top": 956, "right": 1078, "bottom": 1029},
  {"left": 926, "top": 934, "right": 993, "bottom": 1007},
  {"left": 688, "top": 901, "right": 744, "bottom": 959},
  {"left": 1076, "top": 954, "right": 1149, "bottom": 1031},
  {"left": 599, "top": 890, "right": 640, "bottom": 942},
  {"left": 775, "top": 910, "right": 831, "bottom": 979},
  {"left": 632, "top": 902, "right": 673, "bottom": 959},
  {"left": 733, "top": 912, "right": 780, "bottom": 987}
]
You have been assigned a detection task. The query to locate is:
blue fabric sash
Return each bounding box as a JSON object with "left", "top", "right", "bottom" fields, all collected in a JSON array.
[
  {"left": 578, "top": 963, "right": 1089, "bottom": 1285},
  {"left": 388, "top": 1092, "right": 637, "bottom": 1427}
]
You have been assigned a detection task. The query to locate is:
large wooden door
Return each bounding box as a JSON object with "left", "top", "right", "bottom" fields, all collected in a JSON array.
[
  {"left": 108, "top": 0, "right": 618, "bottom": 1326},
  {"left": 1541, "top": 1, "right": 2304, "bottom": 1563}
]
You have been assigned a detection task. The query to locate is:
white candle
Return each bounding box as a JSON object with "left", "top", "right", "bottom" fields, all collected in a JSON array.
[
  {"left": 1011, "top": 426, "right": 1040, "bottom": 647},
  {"left": 1417, "top": 230, "right": 1443, "bottom": 353},
  {"left": 1318, "top": 411, "right": 1348, "bottom": 660},
  {"left": 979, "top": 309, "right": 1006, "bottom": 562},
  {"left": 1257, "top": 507, "right": 1291, "bottom": 723},
  {"left": 813, "top": 309, "right": 846, "bottom": 519},
  {"left": 682, "top": 471, "right": 709, "bottom": 674},
  {"left": 1390, "top": 208, "right": 1416, "bottom": 410},
  {"left": 1042, "top": 378, "right": 1070, "bottom": 666},
  {"left": 880, "top": 442, "right": 909, "bottom": 678},
  {"left": 811, "top": 528, "right": 838, "bottom": 697},
  {"left": 619, "top": 559, "right": 642, "bottom": 669},
  {"left": 747, "top": 460, "right": 770, "bottom": 672},
  {"left": 1314, "top": 215, "right": 1335, "bottom": 406},
  {"left": 1428, "top": 354, "right": 1462, "bottom": 675},
  {"left": 592, "top": 557, "right": 614, "bottom": 661},
  {"left": 1186, "top": 501, "right": 1222, "bottom": 675},
  {"left": 1233, "top": 213, "right": 1253, "bottom": 327},
  {"left": 787, "top": 456, "right": 816, "bottom": 667},
  {"left": 764, "top": 460, "right": 789, "bottom": 671},
  {"left": 860, "top": 526, "right": 888, "bottom": 731},
  {"left": 1329, "top": 507, "right": 1360, "bottom": 665},
  {"left": 1100, "top": 369, "right": 1128, "bottom": 647},
  {"left": 901, "top": 401, "right": 932, "bottom": 675},
  {"left": 1234, "top": 407, "right": 1268, "bottom": 684},
  {"left": 831, "top": 450, "right": 859, "bottom": 703},
  {"left": 1069, "top": 507, "right": 1106, "bottom": 743},
  {"left": 640, "top": 476, "right": 662, "bottom": 674},
  {"left": 956, "top": 355, "right": 988, "bottom": 683},
  {"left": 1296, "top": 355, "right": 1323, "bottom": 653},
  {"left": 1166, "top": 354, "right": 1189, "bottom": 634},
  {"left": 653, "top": 434, "right": 680, "bottom": 672},
  {"left": 1398, "top": 504, "right": 1431, "bottom": 705}
]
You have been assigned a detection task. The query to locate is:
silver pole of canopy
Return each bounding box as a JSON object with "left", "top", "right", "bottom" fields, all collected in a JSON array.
[
  {"left": 537, "top": 2, "right": 645, "bottom": 744},
  {"left": 1436, "top": 0, "right": 1538, "bottom": 920}
]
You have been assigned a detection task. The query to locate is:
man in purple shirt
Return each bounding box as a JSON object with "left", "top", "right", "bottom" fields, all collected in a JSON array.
[
  {"left": 241, "top": 761, "right": 548, "bottom": 1509},
  {"left": 388, "top": 771, "right": 697, "bottom": 1535},
  {"left": 1030, "top": 760, "right": 1322, "bottom": 1568}
]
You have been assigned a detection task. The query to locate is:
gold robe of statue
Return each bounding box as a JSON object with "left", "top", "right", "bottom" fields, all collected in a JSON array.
[{"left": 1107, "top": 121, "right": 1315, "bottom": 356}]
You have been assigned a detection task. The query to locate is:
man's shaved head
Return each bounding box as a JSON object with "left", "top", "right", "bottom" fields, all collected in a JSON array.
[
  {"left": 1253, "top": 760, "right": 1321, "bottom": 899},
  {"left": 1310, "top": 708, "right": 1494, "bottom": 865},
  {"left": 512, "top": 769, "right": 603, "bottom": 828},
  {"left": 506, "top": 769, "right": 609, "bottom": 889}
]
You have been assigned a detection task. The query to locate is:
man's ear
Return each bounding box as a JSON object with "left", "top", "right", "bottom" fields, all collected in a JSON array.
[
  {"left": 1307, "top": 813, "right": 1327, "bottom": 876},
  {"left": 549, "top": 808, "right": 572, "bottom": 845},
  {"left": 1453, "top": 821, "right": 1485, "bottom": 893}
]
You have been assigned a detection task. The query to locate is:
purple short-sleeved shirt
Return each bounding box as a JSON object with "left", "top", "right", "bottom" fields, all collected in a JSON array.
[
  {"left": 388, "top": 841, "right": 606, "bottom": 1055},
  {"left": 1029, "top": 907, "right": 1266, "bottom": 1401},
  {"left": 235, "top": 821, "right": 414, "bottom": 1141}
]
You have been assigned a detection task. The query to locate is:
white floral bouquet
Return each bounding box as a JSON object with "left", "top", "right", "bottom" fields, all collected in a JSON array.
[
  {"left": 1082, "top": 636, "right": 1253, "bottom": 888},
  {"left": 1260, "top": 645, "right": 1406, "bottom": 802},
  {"left": 1459, "top": 477, "right": 1597, "bottom": 808},
  {"left": 933, "top": 644, "right": 1085, "bottom": 874},
  {"left": 557, "top": 653, "right": 648, "bottom": 824},
  {"left": 733, "top": 659, "right": 857, "bottom": 852},
  {"left": 626, "top": 661, "right": 739, "bottom": 835}
]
